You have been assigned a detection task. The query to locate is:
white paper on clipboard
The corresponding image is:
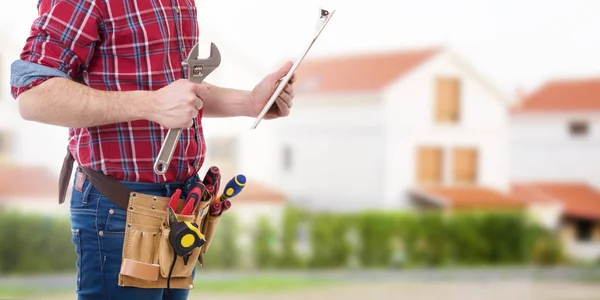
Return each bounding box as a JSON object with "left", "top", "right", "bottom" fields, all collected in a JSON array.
[{"left": 250, "top": 8, "right": 336, "bottom": 130}]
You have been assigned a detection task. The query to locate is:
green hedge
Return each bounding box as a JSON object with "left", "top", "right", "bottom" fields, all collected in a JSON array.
[
  {"left": 250, "top": 207, "right": 565, "bottom": 269},
  {"left": 0, "top": 209, "right": 76, "bottom": 274},
  {"left": 0, "top": 206, "right": 564, "bottom": 274}
]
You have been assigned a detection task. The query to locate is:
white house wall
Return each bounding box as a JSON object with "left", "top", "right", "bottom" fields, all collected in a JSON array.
[
  {"left": 510, "top": 113, "right": 600, "bottom": 188},
  {"left": 243, "top": 93, "right": 386, "bottom": 211},
  {"left": 383, "top": 51, "right": 511, "bottom": 208}
]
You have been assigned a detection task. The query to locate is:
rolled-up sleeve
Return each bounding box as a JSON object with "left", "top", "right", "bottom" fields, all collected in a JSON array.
[{"left": 10, "top": 0, "right": 102, "bottom": 99}]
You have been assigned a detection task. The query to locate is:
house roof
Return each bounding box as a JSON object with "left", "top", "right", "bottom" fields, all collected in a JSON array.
[
  {"left": 295, "top": 47, "right": 441, "bottom": 94},
  {"left": 412, "top": 186, "right": 526, "bottom": 210},
  {"left": 0, "top": 164, "right": 58, "bottom": 199},
  {"left": 511, "top": 182, "right": 600, "bottom": 221},
  {"left": 512, "top": 77, "right": 600, "bottom": 114}
]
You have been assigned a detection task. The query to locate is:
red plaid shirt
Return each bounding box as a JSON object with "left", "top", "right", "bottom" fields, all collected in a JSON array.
[{"left": 11, "top": 0, "right": 205, "bottom": 183}]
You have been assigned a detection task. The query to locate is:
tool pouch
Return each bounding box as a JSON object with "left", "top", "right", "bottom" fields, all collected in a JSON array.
[
  {"left": 118, "top": 192, "right": 211, "bottom": 289},
  {"left": 200, "top": 213, "right": 223, "bottom": 254}
]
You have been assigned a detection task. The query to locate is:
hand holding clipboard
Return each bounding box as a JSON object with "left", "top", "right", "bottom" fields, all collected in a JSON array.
[{"left": 250, "top": 8, "right": 336, "bottom": 130}]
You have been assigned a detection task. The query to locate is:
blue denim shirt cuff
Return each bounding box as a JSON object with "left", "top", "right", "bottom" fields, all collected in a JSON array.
[{"left": 10, "top": 60, "right": 70, "bottom": 87}]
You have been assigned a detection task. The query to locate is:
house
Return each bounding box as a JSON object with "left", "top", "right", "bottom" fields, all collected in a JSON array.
[
  {"left": 238, "top": 47, "right": 514, "bottom": 211},
  {"left": 510, "top": 77, "right": 600, "bottom": 189},
  {"left": 512, "top": 182, "right": 600, "bottom": 262},
  {"left": 508, "top": 77, "right": 600, "bottom": 261}
]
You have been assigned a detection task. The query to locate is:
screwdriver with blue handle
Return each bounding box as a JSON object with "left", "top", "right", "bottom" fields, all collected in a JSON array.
[{"left": 209, "top": 174, "right": 246, "bottom": 216}]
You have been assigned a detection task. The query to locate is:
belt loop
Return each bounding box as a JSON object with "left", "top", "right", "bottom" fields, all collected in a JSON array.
[
  {"left": 81, "top": 178, "right": 93, "bottom": 205},
  {"left": 165, "top": 184, "right": 173, "bottom": 197}
]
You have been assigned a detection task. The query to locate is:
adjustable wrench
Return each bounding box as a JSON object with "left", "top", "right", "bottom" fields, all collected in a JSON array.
[{"left": 153, "top": 42, "right": 221, "bottom": 175}]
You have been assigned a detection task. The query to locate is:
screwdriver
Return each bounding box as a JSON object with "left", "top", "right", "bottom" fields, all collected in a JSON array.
[
  {"left": 211, "top": 175, "right": 245, "bottom": 216},
  {"left": 219, "top": 174, "right": 246, "bottom": 202},
  {"left": 209, "top": 201, "right": 222, "bottom": 217},
  {"left": 222, "top": 199, "right": 232, "bottom": 212},
  {"left": 180, "top": 182, "right": 205, "bottom": 215},
  {"left": 202, "top": 184, "right": 214, "bottom": 202},
  {"left": 202, "top": 166, "right": 221, "bottom": 198}
]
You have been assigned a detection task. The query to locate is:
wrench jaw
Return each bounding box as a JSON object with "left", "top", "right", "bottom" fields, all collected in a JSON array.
[{"left": 187, "top": 42, "right": 221, "bottom": 83}]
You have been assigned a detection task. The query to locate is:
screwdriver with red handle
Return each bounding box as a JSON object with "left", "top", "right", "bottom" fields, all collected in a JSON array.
[
  {"left": 202, "top": 166, "right": 221, "bottom": 199},
  {"left": 180, "top": 182, "right": 205, "bottom": 215},
  {"left": 202, "top": 184, "right": 214, "bottom": 202}
]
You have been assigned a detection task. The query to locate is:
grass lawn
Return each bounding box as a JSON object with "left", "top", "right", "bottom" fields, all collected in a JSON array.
[
  {"left": 0, "top": 286, "right": 72, "bottom": 298},
  {"left": 0, "top": 274, "right": 338, "bottom": 298},
  {"left": 192, "top": 275, "right": 336, "bottom": 293}
]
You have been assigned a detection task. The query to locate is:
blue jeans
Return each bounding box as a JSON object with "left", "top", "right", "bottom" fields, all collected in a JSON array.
[{"left": 69, "top": 171, "right": 200, "bottom": 300}]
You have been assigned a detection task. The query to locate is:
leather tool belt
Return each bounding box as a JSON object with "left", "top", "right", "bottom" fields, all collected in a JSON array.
[{"left": 58, "top": 149, "right": 223, "bottom": 289}]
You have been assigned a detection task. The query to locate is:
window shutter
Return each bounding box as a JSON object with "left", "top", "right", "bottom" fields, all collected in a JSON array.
[
  {"left": 435, "top": 77, "right": 461, "bottom": 123},
  {"left": 452, "top": 147, "right": 477, "bottom": 184},
  {"left": 416, "top": 146, "right": 443, "bottom": 184}
]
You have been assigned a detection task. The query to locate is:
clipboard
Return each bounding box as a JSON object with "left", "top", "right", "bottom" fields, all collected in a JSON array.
[{"left": 250, "top": 8, "right": 336, "bottom": 130}]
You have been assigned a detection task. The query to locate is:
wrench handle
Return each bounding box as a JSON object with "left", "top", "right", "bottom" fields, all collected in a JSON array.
[{"left": 153, "top": 128, "right": 182, "bottom": 175}]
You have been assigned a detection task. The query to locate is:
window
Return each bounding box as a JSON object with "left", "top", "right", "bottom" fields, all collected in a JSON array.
[
  {"left": 416, "top": 146, "right": 443, "bottom": 185},
  {"left": 574, "top": 219, "right": 593, "bottom": 242},
  {"left": 452, "top": 147, "right": 478, "bottom": 184},
  {"left": 435, "top": 77, "right": 461, "bottom": 123},
  {"left": 282, "top": 144, "right": 293, "bottom": 171},
  {"left": 569, "top": 121, "right": 589, "bottom": 137}
]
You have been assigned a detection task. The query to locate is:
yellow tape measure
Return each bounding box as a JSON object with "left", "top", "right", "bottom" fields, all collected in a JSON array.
[{"left": 169, "top": 221, "right": 205, "bottom": 261}]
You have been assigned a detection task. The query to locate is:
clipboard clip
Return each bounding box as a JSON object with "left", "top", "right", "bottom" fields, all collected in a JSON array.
[{"left": 249, "top": 6, "right": 336, "bottom": 130}]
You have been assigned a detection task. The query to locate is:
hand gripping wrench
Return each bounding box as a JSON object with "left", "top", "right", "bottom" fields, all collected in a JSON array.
[{"left": 153, "top": 42, "right": 221, "bottom": 175}]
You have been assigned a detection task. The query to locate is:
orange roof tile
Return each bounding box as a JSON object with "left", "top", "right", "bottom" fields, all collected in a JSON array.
[
  {"left": 512, "top": 77, "right": 600, "bottom": 114},
  {"left": 0, "top": 164, "right": 58, "bottom": 199},
  {"left": 413, "top": 186, "right": 526, "bottom": 210},
  {"left": 511, "top": 182, "right": 600, "bottom": 221},
  {"left": 295, "top": 48, "right": 441, "bottom": 94}
]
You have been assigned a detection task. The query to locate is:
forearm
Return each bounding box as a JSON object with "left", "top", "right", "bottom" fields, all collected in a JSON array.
[
  {"left": 18, "top": 77, "right": 154, "bottom": 128},
  {"left": 201, "top": 83, "right": 253, "bottom": 118}
]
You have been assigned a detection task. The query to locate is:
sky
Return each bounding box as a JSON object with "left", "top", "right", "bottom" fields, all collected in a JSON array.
[{"left": 2, "top": 0, "right": 600, "bottom": 100}]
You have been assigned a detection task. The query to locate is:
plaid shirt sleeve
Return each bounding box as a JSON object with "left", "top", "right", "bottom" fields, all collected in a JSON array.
[{"left": 11, "top": 0, "right": 102, "bottom": 99}]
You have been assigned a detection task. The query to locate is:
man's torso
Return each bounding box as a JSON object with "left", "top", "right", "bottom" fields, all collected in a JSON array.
[{"left": 68, "top": 0, "right": 205, "bottom": 183}]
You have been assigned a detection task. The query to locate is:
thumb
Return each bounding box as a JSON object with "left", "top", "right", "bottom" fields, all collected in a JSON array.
[{"left": 268, "top": 61, "right": 293, "bottom": 82}]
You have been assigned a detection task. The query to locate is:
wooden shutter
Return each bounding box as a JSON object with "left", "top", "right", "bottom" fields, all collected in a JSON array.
[
  {"left": 416, "top": 146, "right": 443, "bottom": 184},
  {"left": 452, "top": 147, "right": 477, "bottom": 184},
  {"left": 435, "top": 77, "right": 461, "bottom": 123}
]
